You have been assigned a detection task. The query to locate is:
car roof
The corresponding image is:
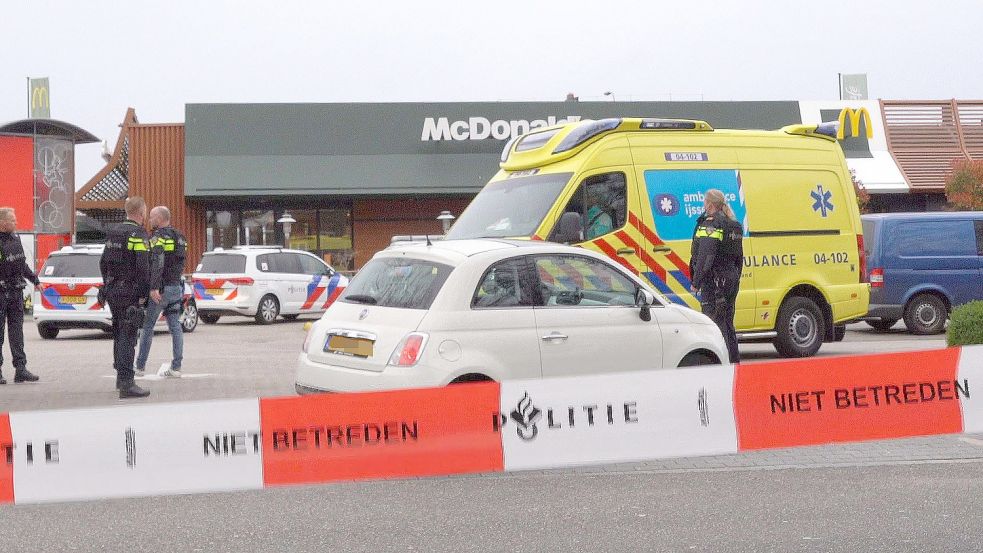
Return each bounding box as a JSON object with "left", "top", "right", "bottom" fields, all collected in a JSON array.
[
  {"left": 379, "top": 238, "right": 608, "bottom": 265},
  {"left": 863, "top": 211, "right": 983, "bottom": 221}
]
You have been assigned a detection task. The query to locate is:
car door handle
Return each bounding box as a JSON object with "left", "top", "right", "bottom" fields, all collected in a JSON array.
[
  {"left": 617, "top": 247, "right": 636, "bottom": 255},
  {"left": 652, "top": 246, "right": 672, "bottom": 252},
  {"left": 541, "top": 332, "right": 569, "bottom": 343}
]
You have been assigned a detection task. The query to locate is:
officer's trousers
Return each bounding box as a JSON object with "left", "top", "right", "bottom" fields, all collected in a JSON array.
[
  {"left": 0, "top": 288, "right": 27, "bottom": 371},
  {"left": 700, "top": 274, "right": 741, "bottom": 363},
  {"left": 109, "top": 300, "right": 140, "bottom": 383}
]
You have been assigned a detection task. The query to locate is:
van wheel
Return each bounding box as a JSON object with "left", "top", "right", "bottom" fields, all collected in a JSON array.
[
  {"left": 200, "top": 313, "right": 221, "bottom": 324},
  {"left": 38, "top": 324, "right": 59, "bottom": 340},
  {"left": 678, "top": 351, "right": 718, "bottom": 367},
  {"left": 255, "top": 295, "right": 280, "bottom": 325},
  {"left": 773, "top": 297, "right": 825, "bottom": 358},
  {"left": 904, "top": 294, "right": 947, "bottom": 335},
  {"left": 867, "top": 319, "right": 898, "bottom": 332}
]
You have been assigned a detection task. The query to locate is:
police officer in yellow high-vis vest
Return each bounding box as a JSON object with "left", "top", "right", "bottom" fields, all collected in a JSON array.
[
  {"left": 99, "top": 197, "right": 151, "bottom": 398},
  {"left": 690, "top": 189, "right": 744, "bottom": 363}
]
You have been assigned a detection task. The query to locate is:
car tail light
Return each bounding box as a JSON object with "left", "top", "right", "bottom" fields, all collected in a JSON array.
[
  {"left": 389, "top": 332, "right": 428, "bottom": 367},
  {"left": 869, "top": 268, "right": 884, "bottom": 288},
  {"left": 228, "top": 277, "right": 254, "bottom": 286},
  {"left": 303, "top": 324, "right": 315, "bottom": 353},
  {"left": 857, "top": 234, "right": 867, "bottom": 282}
]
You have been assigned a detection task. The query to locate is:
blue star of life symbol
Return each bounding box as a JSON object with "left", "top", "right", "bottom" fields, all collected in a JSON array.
[{"left": 810, "top": 185, "right": 833, "bottom": 217}]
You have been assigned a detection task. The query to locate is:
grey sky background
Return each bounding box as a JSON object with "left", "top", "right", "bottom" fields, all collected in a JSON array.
[{"left": 2, "top": 0, "right": 981, "bottom": 186}]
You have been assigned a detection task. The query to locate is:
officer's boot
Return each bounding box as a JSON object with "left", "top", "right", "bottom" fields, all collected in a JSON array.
[
  {"left": 13, "top": 368, "right": 39, "bottom": 383},
  {"left": 119, "top": 380, "right": 150, "bottom": 399}
]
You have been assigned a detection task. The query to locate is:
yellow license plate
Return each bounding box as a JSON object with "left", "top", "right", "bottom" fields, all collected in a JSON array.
[
  {"left": 206, "top": 288, "right": 225, "bottom": 296},
  {"left": 325, "top": 335, "right": 374, "bottom": 358},
  {"left": 61, "top": 296, "right": 87, "bottom": 305}
]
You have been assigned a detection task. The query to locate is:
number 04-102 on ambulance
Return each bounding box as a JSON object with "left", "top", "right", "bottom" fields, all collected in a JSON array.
[{"left": 446, "top": 117, "right": 870, "bottom": 357}]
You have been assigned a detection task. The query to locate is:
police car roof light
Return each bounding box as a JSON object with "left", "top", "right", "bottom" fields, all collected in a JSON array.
[
  {"left": 638, "top": 119, "right": 713, "bottom": 131},
  {"left": 551, "top": 118, "right": 622, "bottom": 154}
]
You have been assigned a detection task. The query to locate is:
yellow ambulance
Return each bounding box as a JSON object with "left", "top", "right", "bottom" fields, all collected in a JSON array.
[{"left": 446, "top": 117, "right": 870, "bottom": 357}]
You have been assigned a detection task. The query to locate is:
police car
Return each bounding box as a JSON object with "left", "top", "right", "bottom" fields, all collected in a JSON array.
[
  {"left": 192, "top": 246, "right": 348, "bottom": 325},
  {"left": 295, "top": 239, "right": 728, "bottom": 394},
  {"left": 33, "top": 244, "right": 198, "bottom": 339}
]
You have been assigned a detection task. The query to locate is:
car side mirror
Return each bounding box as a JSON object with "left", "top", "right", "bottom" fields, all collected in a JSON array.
[
  {"left": 553, "top": 211, "right": 584, "bottom": 244},
  {"left": 636, "top": 288, "right": 655, "bottom": 322}
]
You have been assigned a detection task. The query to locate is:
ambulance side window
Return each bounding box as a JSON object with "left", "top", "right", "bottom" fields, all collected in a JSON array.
[{"left": 552, "top": 172, "right": 627, "bottom": 241}]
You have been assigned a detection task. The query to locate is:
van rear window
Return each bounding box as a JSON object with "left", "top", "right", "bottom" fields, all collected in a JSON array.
[
  {"left": 197, "top": 254, "right": 247, "bottom": 274},
  {"left": 41, "top": 254, "right": 101, "bottom": 278}
]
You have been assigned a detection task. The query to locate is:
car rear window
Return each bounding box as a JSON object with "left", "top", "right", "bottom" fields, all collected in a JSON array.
[
  {"left": 197, "top": 254, "right": 247, "bottom": 274},
  {"left": 41, "top": 254, "right": 101, "bottom": 278},
  {"left": 339, "top": 258, "right": 453, "bottom": 309}
]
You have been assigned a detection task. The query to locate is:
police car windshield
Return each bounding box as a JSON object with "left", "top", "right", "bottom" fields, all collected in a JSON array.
[
  {"left": 446, "top": 172, "right": 573, "bottom": 239},
  {"left": 42, "top": 254, "right": 101, "bottom": 278}
]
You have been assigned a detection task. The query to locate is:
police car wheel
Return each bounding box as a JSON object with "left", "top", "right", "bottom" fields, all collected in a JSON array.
[
  {"left": 773, "top": 297, "right": 825, "bottom": 358},
  {"left": 200, "top": 313, "right": 221, "bottom": 324},
  {"left": 903, "top": 294, "right": 947, "bottom": 335},
  {"left": 181, "top": 301, "right": 198, "bottom": 333},
  {"left": 255, "top": 295, "right": 280, "bottom": 325},
  {"left": 38, "top": 323, "right": 59, "bottom": 340}
]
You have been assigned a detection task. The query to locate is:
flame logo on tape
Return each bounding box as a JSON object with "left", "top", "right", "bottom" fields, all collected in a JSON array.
[
  {"left": 509, "top": 392, "right": 542, "bottom": 441},
  {"left": 125, "top": 427, "right": 136, "bottom": 468},
  {"left": 698, "top": 387, "right": 709, "bottom": 427}
]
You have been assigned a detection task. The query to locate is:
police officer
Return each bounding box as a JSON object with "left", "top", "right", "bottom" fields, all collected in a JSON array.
[
  {"left": 0, "top": 207, "right": 40, "bottom": 385},
  {"left": 690, "top": 189, "right": 743, "bottom": 363},
  {"left": 135, "top": 206, "right": 187, "bottom": 378},
  {"left": 99, "top": 197, "right": 151, "bottom": 398}
]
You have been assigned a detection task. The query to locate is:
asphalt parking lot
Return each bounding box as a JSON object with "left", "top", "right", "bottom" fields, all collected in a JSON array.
[
  {"left": 4, "top": 318, "right": 979, "bottom": 552},
  {"left": 0, "top": 317, "right": 948, "bottom": 412}
]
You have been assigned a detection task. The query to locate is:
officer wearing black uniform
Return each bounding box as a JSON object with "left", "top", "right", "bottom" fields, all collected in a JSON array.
[
  {"left": 690, "top": 190, "right": 743, "bottom": 363},
  {"left": 0, "top": 207, "right": 40, "bottom": 385},
  {"left": 99, "top": 197, "right": 151, "bottom": 398}
]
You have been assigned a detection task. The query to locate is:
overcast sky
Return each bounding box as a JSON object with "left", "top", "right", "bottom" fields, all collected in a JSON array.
[{"left": 3, "top": 0, "right": 981, "bottom": 185}]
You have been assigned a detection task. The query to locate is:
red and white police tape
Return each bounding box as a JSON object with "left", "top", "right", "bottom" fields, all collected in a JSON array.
[{"left": 1, "top": 346, "right": 981, "bottom": 504}]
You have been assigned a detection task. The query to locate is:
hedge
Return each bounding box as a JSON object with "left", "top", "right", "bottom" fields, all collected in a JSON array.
[{"left": 948, "top": 301, "right": 983, "bottom": 346}]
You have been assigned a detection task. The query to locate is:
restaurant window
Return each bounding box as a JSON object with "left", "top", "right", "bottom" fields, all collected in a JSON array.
[
  {"left": 287, "top": 210, "right": 318, "bottom": 253},
  {"left": 318, "top": 208, "right": 354, "bottom": 271},
  {"left": 205, "top": 210, "right": 240, "bottom": 251},
  {"left": 241, "top": 210, "right": 275, "bottom": 246}
]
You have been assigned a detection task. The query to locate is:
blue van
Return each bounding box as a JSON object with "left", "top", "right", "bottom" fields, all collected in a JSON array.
[{"left": 861, "top": 212, "right": 983, "bottom": 334}]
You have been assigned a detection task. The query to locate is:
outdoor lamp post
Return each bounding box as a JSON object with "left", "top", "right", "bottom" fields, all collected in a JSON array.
[
  {"left": 604, "top": 91, "right": 616, "bottom": 101},
  {"left": 277, "top": 213, "right": 296, "bottom": 247},
  {"left": 437, "top": 210, "right": 455, "bottom": 234}
]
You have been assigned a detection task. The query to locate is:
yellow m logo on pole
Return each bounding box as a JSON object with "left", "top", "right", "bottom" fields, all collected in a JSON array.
[
  {"left": 837, "top": 107, "right": 873, "bottom": 140},
  {"left": 29, "top": 77, "right": 50, "bottom": 118}
]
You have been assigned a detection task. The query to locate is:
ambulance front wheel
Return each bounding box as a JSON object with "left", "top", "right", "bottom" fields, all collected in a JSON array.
[{"left": 773, "top": 296, "right": 825, "bottom": 358}]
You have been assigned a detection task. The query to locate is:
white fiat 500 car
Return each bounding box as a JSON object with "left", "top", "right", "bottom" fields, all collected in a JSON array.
[
  {"left": 295, "top": 239, "right": 727, "bottom": 394},
  {"left": 193, "top": 246, "right": 348, "bottom": 325},
  {"left": 33, "top": 244, "right": 198, "bottom": 339}
]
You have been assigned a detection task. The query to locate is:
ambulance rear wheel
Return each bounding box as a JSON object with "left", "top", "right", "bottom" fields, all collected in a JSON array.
[
  {"left": 38, "top": 324, "right": 59, "bottom": 340},
  {"left": 773, "top": 297, "right": 825, "bottom": 358},
  {"left": 866, "top": 319, "right": 898, "bottom": 332}
]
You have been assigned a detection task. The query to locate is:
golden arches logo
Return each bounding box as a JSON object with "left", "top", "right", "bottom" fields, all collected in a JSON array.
[
  {"left": 837, "top": 107, "right": 873, "bottom": 140},
  {"left": 31, "top": 86, "right": 49, "bottom": 109}
]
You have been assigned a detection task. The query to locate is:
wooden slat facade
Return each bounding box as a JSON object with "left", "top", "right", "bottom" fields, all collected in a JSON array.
[{"left": 128, "top": 124, "right": 206, "bottom": 273}]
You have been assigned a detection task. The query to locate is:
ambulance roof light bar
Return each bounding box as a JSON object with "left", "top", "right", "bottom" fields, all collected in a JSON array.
[
  {"left": 639, "top": 119, "right": 713, "bottom": 131},
  {"left": 781, "top": 123, "right": 839, "bottom": 141},
  {"left": 551, "top": 118, "right": 622, "bottom": 154}
]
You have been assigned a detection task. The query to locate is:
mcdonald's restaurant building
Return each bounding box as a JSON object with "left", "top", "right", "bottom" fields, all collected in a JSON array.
[{"left": 76, "top": 99, "right": 965, "bottom": 273}]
